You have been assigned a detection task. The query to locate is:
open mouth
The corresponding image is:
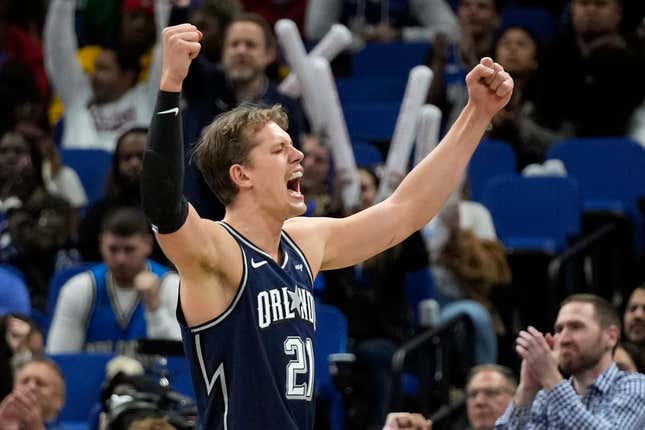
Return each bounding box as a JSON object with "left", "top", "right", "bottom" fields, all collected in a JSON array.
[{"left": 287, "top": 171, "right": 303, "bottom": 198}]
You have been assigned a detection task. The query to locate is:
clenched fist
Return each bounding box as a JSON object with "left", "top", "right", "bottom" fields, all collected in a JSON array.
[{"left": 160, "top": 24, "right": 203, "bottom": 92}]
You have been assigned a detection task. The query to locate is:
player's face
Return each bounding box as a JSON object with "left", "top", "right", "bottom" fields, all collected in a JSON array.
[
  {"left": 243, "top": 122, "right": 305, "bottom": 218},
  {"left": 495, "top": 27, "right": 537, "bottom": 76},
  {"left": 624, "top": 289, "right": 645, "bottom": 345},
  {"left": 222, "top": 21, "right": 274, "bottom": 84},
  {"left": 99, "top": 232, "right": 152, "bottom": 284},
  {"left": 554, "top": 302, "right": 612, "bottom": 375}
]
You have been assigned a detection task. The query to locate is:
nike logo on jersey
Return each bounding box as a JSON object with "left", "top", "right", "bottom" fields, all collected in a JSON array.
[
  {"left": 156, "top": 107, "right": 179, "bottom": 116},
  {"left": 294, "top": 264, "right": 303, "bottom": 271},
  {"left": 251, "top": 258, "right": 268, "bottom": 269}
]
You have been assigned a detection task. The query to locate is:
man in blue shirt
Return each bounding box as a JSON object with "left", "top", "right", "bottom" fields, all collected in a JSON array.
[{"left": 495, "top": 293, "right": 645, "bottom": 429}]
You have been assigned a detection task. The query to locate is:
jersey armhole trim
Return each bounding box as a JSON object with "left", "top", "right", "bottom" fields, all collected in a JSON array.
[
  {"left": 280, "top": 230, "right": 314, "bottom": 287},
  {"left": 189, "top": 247, "right": 249, "bottom": 333}
]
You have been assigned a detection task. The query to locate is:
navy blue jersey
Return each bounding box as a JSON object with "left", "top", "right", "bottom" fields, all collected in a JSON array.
[{"left": 177, "top": 222, "right": 317, "bottom": 429}]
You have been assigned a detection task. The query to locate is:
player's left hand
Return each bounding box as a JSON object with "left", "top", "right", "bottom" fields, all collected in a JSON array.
[
  {"left": 465, "top": 57, "right": 514, "bottom": 120},
  {"left": 135, "top": 271, "right": 162, "bottom": 311},
  {"left": 383, "top": 412, "right": 432, "bottom": 430}
]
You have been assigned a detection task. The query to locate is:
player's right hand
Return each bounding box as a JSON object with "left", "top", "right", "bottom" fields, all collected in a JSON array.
[{"left": 160, "top": 24, "right": 202, "bottom": 91}]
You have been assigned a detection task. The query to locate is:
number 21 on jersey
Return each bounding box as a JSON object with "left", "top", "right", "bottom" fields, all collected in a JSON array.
[{"left": 284, "top": 336, "right": 314, "bottom": 400}]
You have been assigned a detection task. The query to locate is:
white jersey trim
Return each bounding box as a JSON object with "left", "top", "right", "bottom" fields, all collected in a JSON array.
[
  {"left": 195, "top": 334, "right": 229, "bottom": 429},
  {"left": 281, "top": 231, "right": 314, "bottom": 287},
  {"left": 190, "top": 247, "right": 249, "bottom": 333}
]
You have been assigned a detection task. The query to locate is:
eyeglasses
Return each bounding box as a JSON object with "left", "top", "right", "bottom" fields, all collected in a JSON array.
[{"left": 466, "top": 387, "right": 511, "bottom": 400}]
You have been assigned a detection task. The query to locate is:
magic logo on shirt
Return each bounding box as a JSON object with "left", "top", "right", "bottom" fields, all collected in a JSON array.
[{"left": 257, "top": 284, "right": 316, "bottom": 330}]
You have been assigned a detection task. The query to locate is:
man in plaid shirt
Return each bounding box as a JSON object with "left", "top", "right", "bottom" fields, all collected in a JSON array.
[{"left": 495, "top": 293, "right": 645, "bottom": 429}]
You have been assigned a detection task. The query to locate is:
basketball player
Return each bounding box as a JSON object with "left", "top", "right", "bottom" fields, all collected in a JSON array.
[{"left": 141, "top": 24, "right": 513, "bottom": 429}]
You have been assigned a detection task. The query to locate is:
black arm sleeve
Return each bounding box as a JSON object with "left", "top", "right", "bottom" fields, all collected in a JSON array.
[{"left": 141, "top": 90, "right": 189, "bottom": 234}]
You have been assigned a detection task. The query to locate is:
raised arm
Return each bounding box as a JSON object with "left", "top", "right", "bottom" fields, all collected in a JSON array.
[
  {"left": 141, "top": 25, "right": 241, "bottom": 326},
  {"left": 288, "top": 58, "right": 512, "bottom": 271},
  {"left": 44, "top": 0, "right": 87, "bottom": 105},
  {"left": 141, "top": 24, "right": 209, "bottom": 271}
]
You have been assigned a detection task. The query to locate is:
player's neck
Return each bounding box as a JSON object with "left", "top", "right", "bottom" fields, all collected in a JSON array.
[{"left": 224, "top": 206, "right": 284, "bottom": 262}]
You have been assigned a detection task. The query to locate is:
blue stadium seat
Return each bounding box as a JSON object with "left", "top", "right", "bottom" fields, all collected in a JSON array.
[
  {"left": 48, "top": 263, "right": 98, "bottom": 317},
  {"left": 481, "top": 175, "right": 581, "bottom": 254},
  {"left": 0, "top": 266, "right": 30, "bottom": 316},
  {"left": 60, "top": 148, "right": 112, "bottom": 204},
  {"left": 337, "top": 77, "right": 407, "bottom": 104},
  {"left": 352, "top": 43, "right": 430, "bottom": 78},
  {"left": 404, "top": 268, "right": 436, "bottom": 326},
  {"left": 353, "top": 141, "right": 384, "bottom": 167},
  {"left": 315, "top": 303, "right": 349, "bottom": 430},
  {"left": 468, "top": 139, "right": 517, "bottom": 202},
  {"left": 51, "top": 352, "right": 113, "bottom": 425},
  {"left": 547, "top": 137, "right": 645, "bottom": 219},
  {"left": 500, "top": 6, "right": 557, "bottom": 43},
  {"left": 344, "top": 102, "right": 399, "bottom": 142}
]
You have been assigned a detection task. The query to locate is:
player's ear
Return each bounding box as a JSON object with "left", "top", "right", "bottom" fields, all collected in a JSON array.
[{"left": 230, "top": 163, "right": 253, "bottom": 190}]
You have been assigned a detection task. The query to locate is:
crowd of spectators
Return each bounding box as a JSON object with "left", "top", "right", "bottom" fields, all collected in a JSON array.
[{"left": 0, "top": 0, "right": 644, "bottom": 429}]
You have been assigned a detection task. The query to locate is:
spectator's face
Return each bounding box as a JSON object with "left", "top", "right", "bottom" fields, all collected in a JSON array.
[
  {"left": 91, "top": 51, "right": 130, "bottom": 104},
  {"left": 15, "top": 362, "right": 65, "bottom": 421},
  {"left": 495, "top": 28, "right": 537, "bottom": 76},
  {"left": 614, "top": 345, "right": 637, "bottom": 372},
  {"left": 624, "top": 289, "right": 645, "bottom": 345},
  {"left": 121, "top": 10, "right": 156, "bottom": 50},
  {"left": 301, "top": 136, "right": 330, "bottom": 194},
  {"left": 117, "top": 132, "right": 146, "bottom": 183},
  {"left": 222, "top": 21, "right": 274, "bottom": 84},
  {"left": 99, "top": 232, "right": 152, "bottom": 284},
  {"left": 466, "top": 370, "right": 513, "bottom": 430},
  {"left": 458, "top": 0, "right": 499, "bottom": 38},
  {"left": 572, "top": 0, "right": 622, "bottom": 39},
  {"left": 554, "top": 302, "right": 616, "bottom": 375},
  {"left": 0, "top": 133, "right": 34, "bottom": 181},
  {"left": 358, "top": 169, "right": 378, "bottom": 209}
]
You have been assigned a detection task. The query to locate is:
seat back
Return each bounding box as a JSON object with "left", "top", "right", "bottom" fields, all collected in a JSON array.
[
  {"left": 0, "top": 266, "right": 30, "bottom": 316},
  {"left": 51, "top": 352, "right": 114, "bottom": 422},
  {"left": 547, "top": 137, "right": 645, "bottom": 218},
  {"left": 468, "top": 139, "right": 517, "bottom": 202},
  {"left": 344, "top": 102, "right": 399, "bottom": 142},
  {"left": 482, "top": 175, "right": 581, "bottom": 253},
  {"left": 352, "top": 43, "right": 430, "bottom": 78},
  {"left": 60, "top": 148, "right": 112, "bottom": 204}
]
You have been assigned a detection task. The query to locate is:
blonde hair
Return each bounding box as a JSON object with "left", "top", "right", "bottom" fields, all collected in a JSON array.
[{"left": 195, "top": 104, "right": 288, "bottom": 205}]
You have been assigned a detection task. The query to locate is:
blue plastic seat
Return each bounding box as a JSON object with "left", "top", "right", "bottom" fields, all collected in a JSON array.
[
  {"left": 481, "top": 175, "right": 581, "bottom": 254},
  {"left": 337, "top": 77, "right": 407, "bottom": 104},
  {"left": 344, "top": 102, "right": 400, "bottom": 142},
  {"left": 51, "top": 353, "right": 114, "bottom": 424},
  {"left": 353, "top": 141, "right": 384, "bottom": 167},
  {"left": 547, "top": 137, "right": 645, "bottom": 219},
  {"left": 60, "top": 148, "right": 112, "bottom": 204},
  {"left": 0, "top": 266, "right": 30, "bottom": 316},
  {"left": 315, "top": 303, "right": 349, "bottom": 430},
  {"left": 468, "top": 139, "right": 517, "bottom": 202},
  {"left": 352, "top": 43, "right": 430, "bottom": 78}
]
